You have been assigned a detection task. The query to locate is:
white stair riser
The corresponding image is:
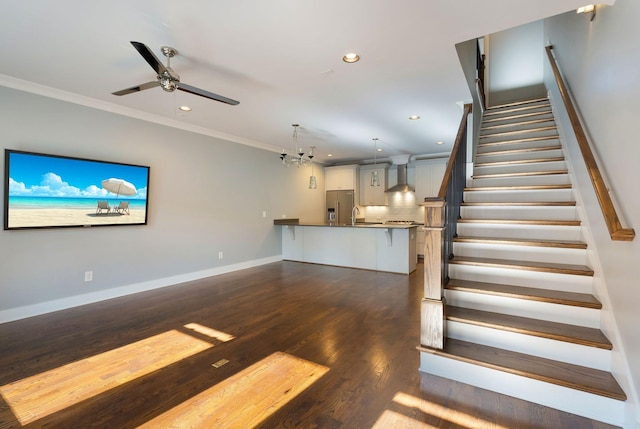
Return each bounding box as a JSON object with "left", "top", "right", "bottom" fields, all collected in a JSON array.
[
  {"left": 464, "top": 189, "right": 573, "bottom": 203},
  {"left": 479, "top": 129, "right": 558, "bottom": 144},
  {"left": 470, "top": 174, "right": 571, "bottom": 188},
  {"left": 457, "top": 223, "right": 582, "bottom": 241},
  {"left": 482, "top": 112, "right": 554, "bottom": 127},
  {"left": 477, "top": 137, "right": 561, "bottom": 153},
  {"left": 445, "top": 289, "right": 600, "bottom": 328},
  {"left": 474, "top": 160, "right": 566, "bottom": 176},
  {"left": 419, "top": 353, "right": 624, "bottom": 427},
  {"left": 452, "top": 242, "right": 588, "bottom": 266},
  {"left": 461, "top": 205, "right": 578, "bottom": 221},
  {"left": 446, "top": 321, "right": 610, "bottom": 370},
  {"left": 448, "top": 264, "right": 593, "bottom": 294},
  {"left": 481, "top": 119, "right": 557, "bottom": 135},
  {"left": 475, "top": 148, "right": 564, "bottom": 164}
]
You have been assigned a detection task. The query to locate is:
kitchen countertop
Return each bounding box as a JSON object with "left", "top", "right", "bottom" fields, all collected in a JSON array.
[{"left": 274, "top": 220, "right": 420, "bottom": 229}]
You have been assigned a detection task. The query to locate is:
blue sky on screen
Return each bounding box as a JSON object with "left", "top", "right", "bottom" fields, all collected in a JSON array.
[{"left": 8, "top": 152, "right": 148, "bottom": 199}]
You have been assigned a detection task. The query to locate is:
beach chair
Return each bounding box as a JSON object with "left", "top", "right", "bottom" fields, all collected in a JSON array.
[
  {"left": 96, "top": 201, "right": 110, "bottom": 214},
  {"left": 116, "top": 201, "right": 130, "bottom": 215}
]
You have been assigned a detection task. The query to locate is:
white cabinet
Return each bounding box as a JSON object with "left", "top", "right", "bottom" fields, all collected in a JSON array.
[
  {"left": 414, "top": 160, "right": 447, "bottom": 203},
  {"left": 325, "top": 165, "right": 359, "bottom": 191},
  {"left": 359, "top": 164, "right": 389, "bottom": 206},
  {"left": 416, "top": 227, "right": 425, "bottom": 256}
]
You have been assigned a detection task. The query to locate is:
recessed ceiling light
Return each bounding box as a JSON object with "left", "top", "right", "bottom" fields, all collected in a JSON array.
[
  {"left": 436, "top": 141, "right": 444, "bottom": 145},
  {"left": 342, "top": 53, "right": 360, "bottom": 63},
  {"left": 178, "top": 105, "right": 192, "bottom": 112},
  {"left": 377, "top": 148, "right": 383, "bottom": 152},
  {"left": 327, "top": 153, "right": 333, "bottom": 157},
  {"left": 409, "top": 115, "right": 421, "bottom": 120}
]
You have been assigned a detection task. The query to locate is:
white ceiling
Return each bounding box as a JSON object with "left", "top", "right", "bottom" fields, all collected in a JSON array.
[{"left": 0, "top": 0, "right": 589, "bottom": 164}]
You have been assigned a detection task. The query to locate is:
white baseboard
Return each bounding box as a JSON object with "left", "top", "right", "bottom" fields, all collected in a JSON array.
[{"left": 0, "top": 255, "right": 283, "bottom": 324}]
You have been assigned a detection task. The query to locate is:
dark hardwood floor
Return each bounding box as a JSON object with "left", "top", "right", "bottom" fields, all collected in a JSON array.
[{"left": 0, "top": 261, "right": 618, "bottom": 428}]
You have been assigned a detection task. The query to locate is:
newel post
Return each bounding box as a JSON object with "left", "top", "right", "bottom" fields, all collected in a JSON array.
[{"left": 420, "top": 197, "right": 447, "bottom": 350}]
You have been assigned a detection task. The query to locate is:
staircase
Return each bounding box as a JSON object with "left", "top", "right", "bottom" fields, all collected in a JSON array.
[{"left": 418, "top": 98, "right": 627, "bottom": 427}]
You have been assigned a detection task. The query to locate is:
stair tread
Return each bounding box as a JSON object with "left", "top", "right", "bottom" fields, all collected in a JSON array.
[
  {"left": 484, "top": 104, "right": 551, "bottom": 117},
  {"left": 487, "top": 98, "right": 549, "bottom": 110},
  {"left": 457, "top": 218, "right": 581, "bottom": 226},
  {"left": 419, "top": 338, "right": 626, "bottom": 400},
  {"left": 465, "top": 184, "right": 572, "bottom": 191},
  {"left": 446, "top": 278, "right": 601, "bottom": 308},
  {"left": 475, "top": 157, "right": 565, "bottom": 167},
  {"left": 447, "top": 306, "right": 611, "bottom": 349},
  {"left": 482, "top": 111, "right": 554, "bottom": 124},
  {"left": 454, "top": 236, "right": 587, "bottom": 249},
  {"left": 477, "top": 136, "right": 560, "bottom": 147},
  {"left": 461, "top": 201, "right": 576, "bottom": 206},
  {"left": 472, "top": 170, "right": 569, "bottom": 179},
  {"left": 480, "top": 126, "right": 557, "bottom": 139},
  {"left": 450, "top": 255, "right": 594, "bottom": 276},
  {"left": 481, "top": 118, "right": 556, "bottom": 131},
  {"left": 476, "top": 145, "right": 562, "bottom": 156}
]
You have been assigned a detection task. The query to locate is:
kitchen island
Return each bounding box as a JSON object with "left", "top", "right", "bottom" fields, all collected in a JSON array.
[{"left": 275, "top": 221, "right": 418, "bottom": 274}]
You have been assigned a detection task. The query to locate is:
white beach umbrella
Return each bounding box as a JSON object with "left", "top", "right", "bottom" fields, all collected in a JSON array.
[{"left": 101, "top": 178, "right": 137, "bottom": 199}]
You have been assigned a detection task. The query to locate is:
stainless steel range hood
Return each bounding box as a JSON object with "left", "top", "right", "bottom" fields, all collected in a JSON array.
[{"left": 385, "top": 155, "right": 415, "bottom": 193}]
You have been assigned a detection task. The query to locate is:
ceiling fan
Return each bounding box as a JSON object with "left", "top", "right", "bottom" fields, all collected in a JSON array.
[{"left": 112, "top": 41, "right": 239, "bottom": 106}]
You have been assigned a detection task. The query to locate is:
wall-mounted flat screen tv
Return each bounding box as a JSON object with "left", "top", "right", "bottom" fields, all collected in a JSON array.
[{"left": 4, "top": 149, "right": 150, "bottom": 230}]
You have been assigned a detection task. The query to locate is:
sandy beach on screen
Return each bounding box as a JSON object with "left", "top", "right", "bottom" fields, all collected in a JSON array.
[{"left": 7, "top": 207, "right": 147, "bottom": 228}]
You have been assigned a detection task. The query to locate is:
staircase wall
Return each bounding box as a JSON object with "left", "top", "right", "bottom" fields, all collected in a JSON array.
[{"left": 544, "top": 3, "right": 640, "bottom": 426}]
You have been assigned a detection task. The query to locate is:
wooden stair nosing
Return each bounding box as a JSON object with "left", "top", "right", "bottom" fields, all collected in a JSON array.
[
  {"left": 482, "top": 111, "right": 554, "bottom": 124},
  {"left": 481, "top": 118, "right": 555, "bottom": 132},
  {"left": 480, "top": 126, "right": 558, "bottom": 139},
  {"left": 475, "top": 157, "right": 565, "bottom": 167},
  {"left": 476, "top": 145, "right": 563, "bottom": 157},
  {"left": 484, "top": 103, "right": 551, "bottom": 117},
  {"left": 446, "top": 306, "right": 611, "bottom": 349},
  {"left": 445, "top": 278, "right": 601, "bottom": 309},
  {"left": 457, "top": 219, "right": 581, "bottom": 227},
  {"left": 477, "top": 135, "right": 560, "bottom": 147},
  {"left": 418, "top": 339, "right": 626, "bottom": 401},
  {"left": 461, "top": 201, "right": 577, "bottom": 207},
  {"left": 472, "top": 170, "right": 569, "bottom": 179},
  {"left": 486, "top": 98, "right": 549, "bottom": 110},
  {"left": 453, "top": 236, "right": 587, "bottom": 249},
  {"left": 449, "top": 255, "right": 594, "bottom": 276},
  {"left": 464, "top": 184, "right": 572, "bottom": 191}
]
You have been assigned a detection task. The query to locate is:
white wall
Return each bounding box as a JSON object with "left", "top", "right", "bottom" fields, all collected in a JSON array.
[
  {"left": 0, "top": 86, "right": 325, "bottom": 321},
  {"left": 487, "top": 20, "right": 547, "bottom": 106},
  {"left": 544, "top": 1, "right": 640, "bottom": 425}
]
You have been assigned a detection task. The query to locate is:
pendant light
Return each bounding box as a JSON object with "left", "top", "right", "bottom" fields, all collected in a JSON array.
[
  {"left": 309, "top": 146, "right": 317, "bottom": 189},
  {"left": 371, "top": 138, "right": 380, "bottom": 186}
]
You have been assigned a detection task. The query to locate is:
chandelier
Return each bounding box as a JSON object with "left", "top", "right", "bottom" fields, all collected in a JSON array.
[{"left": 280, "top": 124, "right": 315, "bottom": 167}]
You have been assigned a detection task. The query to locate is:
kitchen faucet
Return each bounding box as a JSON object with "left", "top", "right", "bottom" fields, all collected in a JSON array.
[{"left": 351, "top": 206, "right": 360, "bottom": 226}]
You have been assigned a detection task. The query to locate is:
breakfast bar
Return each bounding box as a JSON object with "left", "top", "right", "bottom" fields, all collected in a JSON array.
[{"left": 276, "top": 220, "right": 418, "bottom": 274}]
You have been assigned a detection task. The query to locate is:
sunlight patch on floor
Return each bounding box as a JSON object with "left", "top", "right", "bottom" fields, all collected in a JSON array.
[
  {"left": 136, "top": 351, "right": 329, "bottom": 429},
  {"left": 371, "top": 410, "right": 438, "bottom": 429},
  {"left": 184, "top": 323, "right": 235, "bottom": 342},
  {"left": 391, "top": 391, "right": 510, "bottom": 429},
  {"left": 0, "top": 330, "right": 212, "bottom": 425}
]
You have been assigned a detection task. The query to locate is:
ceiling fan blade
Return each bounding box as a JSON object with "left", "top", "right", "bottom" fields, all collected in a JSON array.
[
  {"left": 177, "top": 82, "right": 240, "bottom": 105},
  {"left": 130, "top": 41, "right": 167, "bottom": 76},
  {"left": 112, "top": 81, "right": 160, "bottom": 96}
]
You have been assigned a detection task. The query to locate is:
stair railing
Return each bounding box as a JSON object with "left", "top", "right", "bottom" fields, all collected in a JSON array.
[
  {"left": 420, "top": 103, "right": 472, "bottom": 350},
  {"left": 545, "top": 45, "right": 635, "bottom": 241}
]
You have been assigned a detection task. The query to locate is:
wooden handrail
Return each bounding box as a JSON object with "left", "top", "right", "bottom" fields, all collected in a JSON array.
[
  {"left": 545, "top": 46, "right": 634, "bottom": 241},
  {"left": 437, "top": 103, "right": 473, "bottom": 199}
]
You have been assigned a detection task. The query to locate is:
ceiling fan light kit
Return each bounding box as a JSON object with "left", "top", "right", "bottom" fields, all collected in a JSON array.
[{"left": 112, "top": 41, "right": 239, "bottom": 106}]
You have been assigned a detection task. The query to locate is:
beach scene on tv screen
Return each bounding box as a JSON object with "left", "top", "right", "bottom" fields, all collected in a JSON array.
[{"left": 6, "top": 152, "right": 148, "bottom": 229}]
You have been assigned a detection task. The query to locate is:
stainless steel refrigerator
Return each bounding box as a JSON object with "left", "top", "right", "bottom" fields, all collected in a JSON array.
[{"left": 326, "top": 190, "right": 354, "bottom": 224}]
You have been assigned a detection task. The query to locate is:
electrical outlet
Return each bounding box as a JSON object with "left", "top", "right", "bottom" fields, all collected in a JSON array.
[
  {"left": 262, "top": 211, "right": 267, "bottom": 218},
  {"left": 84, "top": 271, "right": 93, "bottom": 282},
  {"left": 218, "top": 251, "right": 224, "bottom": 260}
]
